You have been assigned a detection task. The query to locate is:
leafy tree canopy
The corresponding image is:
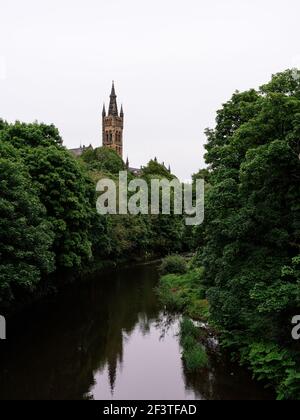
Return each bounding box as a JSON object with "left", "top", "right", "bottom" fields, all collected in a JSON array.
[
  {"left": 81, "top": 146, "right": 125, "bottom": 175},
  {"left": 141, "top": 159, "right": 173, "bottom": 180},
  {"left": 0, "top": 142, "right": 55, "bottom": 304},
  {"left": 199, "top": 69, "right": 300, "bottom": 399}
]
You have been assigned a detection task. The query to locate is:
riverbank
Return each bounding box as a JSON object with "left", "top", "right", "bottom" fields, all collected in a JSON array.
[
  {"left": 155, "top": 256, "right": 278, "bottom": 399},
  {"left": 156, "top": 258, "right": 217, "bottom": 373},
  {"left": 157, "top": 267, "right": 210, "bottom": 322}
]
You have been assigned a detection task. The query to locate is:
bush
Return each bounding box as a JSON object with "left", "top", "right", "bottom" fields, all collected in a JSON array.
[
  {"left": 160, "top": 255, "right": 188, "bottom": 276},
  {"left": 157, "top": 268, "right": 209, "bottom": 320},
  {"left": 244, "top": 342, "right": 300, "bottom": 400},
  {"left": 183, "top": 345, "right": 209, "bottom": 372},
  {"left": 180, "top": 317, "right": 208, "bottom": 372},
  {"left": 180, "top": 317, "right": 200, "bottom": 343},
  {"left": 181, "top": 333, "right": 197, "bottom": 350}
]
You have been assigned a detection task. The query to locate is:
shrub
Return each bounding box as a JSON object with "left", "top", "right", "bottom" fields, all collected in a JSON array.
[
  {"left": 181, "top": 334, "right": 197, "bottom": 350},
  {"left": 179, "top": 317, "right": 209, "bottom": 372},
  {"left": 157, "top": 268, "right": 209, "bottom": 321},
  {"left": 183, "top": 345, "right": 209, "bottom": 372},
  {"left": 160, "top": 255, "right": 188, "bottom": 276},
  {"left": 245, "top": 342, "right": 300, "bottom": 400},
  {"left": 180, "top": 317, "right": 200, "bottom": 343}
]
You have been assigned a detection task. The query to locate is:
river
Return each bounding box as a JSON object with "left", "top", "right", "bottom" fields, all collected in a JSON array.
[{"left": 0, "top": 262, "right": 274, "bottom": 400}]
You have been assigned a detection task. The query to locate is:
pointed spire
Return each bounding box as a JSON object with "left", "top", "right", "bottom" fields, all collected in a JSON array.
[
  {"left": 120, "top": 104, "right": 124, "bottom": 118},
  {"left": 102, "top": 103, "right": 106, "bottom": 117},
  {"left": 111, "top": 80, "right": 116, "bottom": 96},
  {"left": 108, "top": 81, "right": 118, "bottom": 116},
  {"left": 126, "top": 156, "right": 129, "bottom": 169},
  {"left": 168, "top": 165, "right": 171, "bottom": 173}
]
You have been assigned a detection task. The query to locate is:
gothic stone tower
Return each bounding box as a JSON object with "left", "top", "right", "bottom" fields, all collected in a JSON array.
[{"left": 102, "top": 82, "right": 124, "bottom": 158}]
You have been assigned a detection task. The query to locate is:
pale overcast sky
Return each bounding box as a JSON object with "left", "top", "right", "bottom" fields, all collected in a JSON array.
[{"left": 1, "top": 0, "right": 300, "bottom": 179}]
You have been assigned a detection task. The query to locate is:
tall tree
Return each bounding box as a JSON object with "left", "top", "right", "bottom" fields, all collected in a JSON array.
[
  {"left": 0, "top": 142, "right": 55, "bottom": 304},
  {"left": 201, "top": 70, "right": 300, "bottom": 399},
  {"left": 0, "top": 122, "right": 96, "bottom": 269}
]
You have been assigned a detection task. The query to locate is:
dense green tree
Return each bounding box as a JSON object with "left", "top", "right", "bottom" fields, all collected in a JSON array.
[
  {"left": 192, "top": 168, "right": 211, "bottom": 185},
  {"left": 0, "top": 121, "right": 62, "bottom": 149},
  {"left": 0, "top": 122, "right": 96, "bottom": 270},
  {"left": 24, "top": 146, "right": 96, "bottom": 268},
  {"left": 141, "top": 159, "right": 173, "bottom": 180},
  {"left": 0, "top": 142, "right": 55, "bottom": 304},
  {"left": 0, "top": 120, "right": 190, "bottom": 309},
  {"left": 149, "top": 214, "right": 186, "bottom": 254},
  {"left": 200, "top": 69, "right": 300, "bottom": 399},
  {"left": 81, "top": 146, "right": 125, "bottom": 175},
  {"left": 88, "top": 155, "right": 188, "bottom": 260},
  {"left": 142, "top": 160, "right": 187, "bottom": 254}
]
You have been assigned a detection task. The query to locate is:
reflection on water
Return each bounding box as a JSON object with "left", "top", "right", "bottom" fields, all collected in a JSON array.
[
  {"left": 87, "top": 315, "right": 188, "bottom": 400},
  {"left": 0, "top": 263, "right": 273, "bottom": 400}
]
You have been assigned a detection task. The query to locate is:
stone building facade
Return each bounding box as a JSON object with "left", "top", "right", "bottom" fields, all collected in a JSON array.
[{"left": 102, "top": 82, "right": 124, "bottom": 158}]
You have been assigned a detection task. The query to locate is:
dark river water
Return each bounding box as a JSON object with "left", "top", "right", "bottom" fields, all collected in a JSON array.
[{"left": 0, "top": 263, "right": 274, "bottom": 400}]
